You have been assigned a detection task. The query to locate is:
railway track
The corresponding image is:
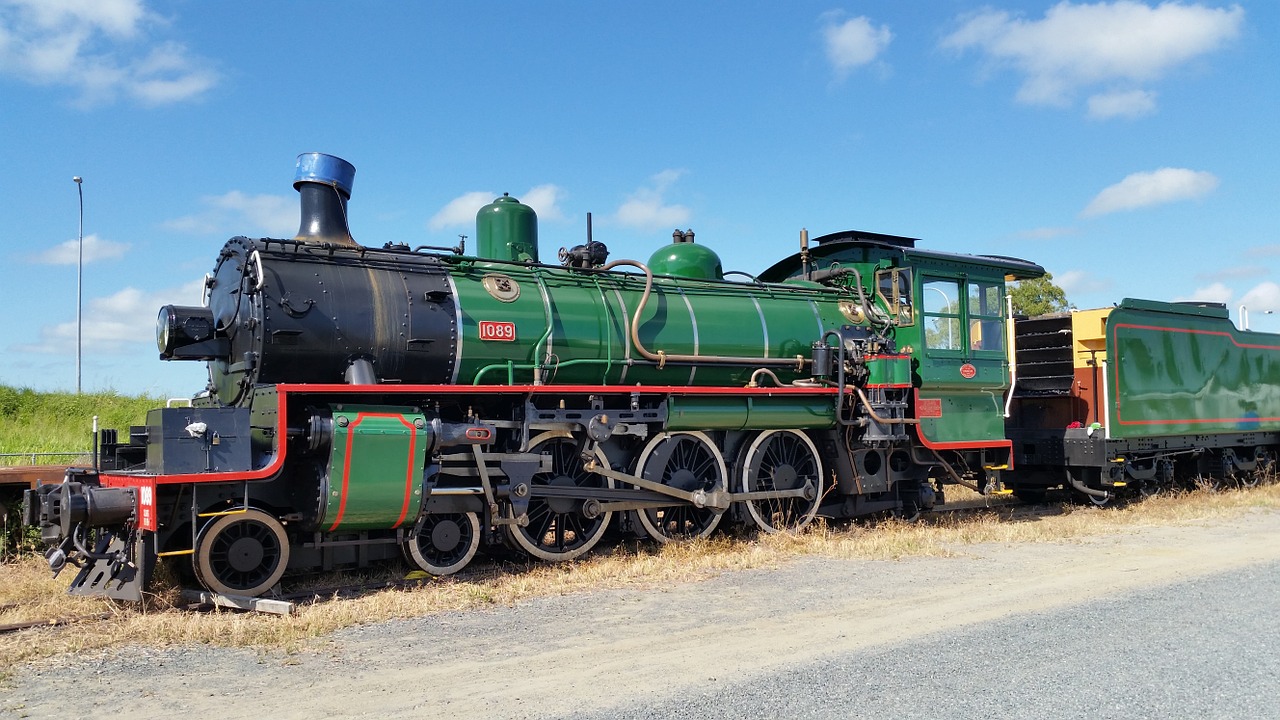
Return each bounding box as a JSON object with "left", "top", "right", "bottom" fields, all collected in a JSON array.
[{"left": 0, "top": 612, "right": 113, "bottom": 634}]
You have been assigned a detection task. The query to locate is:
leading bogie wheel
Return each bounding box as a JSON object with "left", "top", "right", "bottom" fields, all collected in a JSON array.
[
  {"left": 194, "top": 508, "right": 290, "bottom": 597},
  {"left": 631, "top": 431, "right": 728, "bottom": 542},
  {"left": 737, "top": 429, "right": 823, "bottom": 533},
  {"left": 403, "top": 511, "right": 481, "bottom": 576},
  {"left": 504, "top": 432, "right": 615, "bottom": 562}
]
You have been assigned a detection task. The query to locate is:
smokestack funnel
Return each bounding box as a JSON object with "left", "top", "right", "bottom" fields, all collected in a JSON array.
[{"left": 293, "top": 152, "right": 356, "bottom": 245}]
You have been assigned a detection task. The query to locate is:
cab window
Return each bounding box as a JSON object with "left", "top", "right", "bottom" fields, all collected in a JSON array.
[
  {"left": 921, "top": 276, "right": 1006, "bottom": 353},
  {"left": 876, "top": 267, "right": 913, "bottom": 326},
  {"left": 968, "top": 281, "right": 1004, "bottom": 353},
  {"left": 922, "top": 278, "right": 962, "bottom": 351}
]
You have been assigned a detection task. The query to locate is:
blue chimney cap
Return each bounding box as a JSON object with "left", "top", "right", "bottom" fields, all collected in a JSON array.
[{"left": 293, "top": 152, "right": 355, "bottom": 198}]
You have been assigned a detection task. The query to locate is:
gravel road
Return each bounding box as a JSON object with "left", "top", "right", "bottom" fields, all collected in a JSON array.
[
  {"left": 6, "top": 509, "right": 1280, "bottom": 719},
  {"left": 566, "top": 556, "right": 1280, "bottom": 720}
]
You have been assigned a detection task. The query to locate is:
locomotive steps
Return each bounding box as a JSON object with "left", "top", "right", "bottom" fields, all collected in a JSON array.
[{"left": 2, "top": 481, "right": 1279, "bottom": 677}]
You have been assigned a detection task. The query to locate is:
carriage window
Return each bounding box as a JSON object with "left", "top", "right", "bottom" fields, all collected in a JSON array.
[
  {"left": 922, "top": 278, "right": 962, "bottom": 350},
  {"left": 968, "top": 281, "right": 1005, "bottom": 352},
  {"left": 876, "top": 267, "right": 913, "bottom": 326}
]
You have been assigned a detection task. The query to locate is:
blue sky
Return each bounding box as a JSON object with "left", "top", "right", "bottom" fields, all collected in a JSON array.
[{"left": 2, "top": 1, "right": 1276, "bottom": 397}]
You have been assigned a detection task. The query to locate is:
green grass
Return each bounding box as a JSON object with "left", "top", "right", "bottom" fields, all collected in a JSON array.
[
  {"left": 0, "top": 385, "right": 161, "bottom": 461},
  {"left": 0, "top": 385, "right": 163, "bottom": 558}
]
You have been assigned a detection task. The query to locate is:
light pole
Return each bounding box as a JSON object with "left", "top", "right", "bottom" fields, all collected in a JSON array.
[{"left": 74, "top": 175, "right": 83, "bottom": 394}]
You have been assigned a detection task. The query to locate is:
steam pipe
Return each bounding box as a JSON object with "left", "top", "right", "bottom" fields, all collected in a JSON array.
[
  {"left": 824, "top": 329, "right": 855, "bottom": 426},
  {"left": 598, "top": 259, "right": 805, "bottom": 370},
  {"left": 1065, "top": 468, "right": 1110, "bottom": 499},
  {"left": 808, "top": 265, "right": 885, "bottom": 327},
  {"left": 854, "top": 386, "right": 919, "bottom": 425},
  {"left": 926, "top": 447, "right": 981, "bottom": 492},
  {"left": 747, "top": 368, "right": 786, "bottom": 388},
  {"left": 800, "top": 228, "right": 810, "bottom": 281}
]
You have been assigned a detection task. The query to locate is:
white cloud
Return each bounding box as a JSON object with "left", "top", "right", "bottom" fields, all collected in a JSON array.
[
  {"left": 428, "top": 186, "right": 566, "bottom": 232},
  {"left": 1240, "top": 282, "right": 1280, "bottom": 313},
  {"left": 1056, "top": 269, "right": 1113, "bottom": 298},
  {"left": 6, "top": 0, "right": 146, "bottom": 37},
  {"left": 615, "top": 170, "right": 691, "bottom": 230},
  {"left": 0, "top": 0, "right": 217, "bottom": 106},
  {"left": 1081, "top": 167, "right": 1219, "bottom": 217},
  {"left": 429, "top": 191, "right": 494, "bottom": 231},
  {"left": 514, "top": 184, "right": 567, "bottom": 223},
  {"left": 13, "top": 277, "right": 205, "bottom": 355},
  {"left": 821, "top": 12, "right": 892, "bottom": 75},
  {"left": 164, "top": 191, "right": 295, "bottom": 237},
  {"left": 29, "top": 233, "right": 129, "bottom": 264},
  {"left": 126, "top": 41, "right": 218, "bottom": 105},
  {"left": 1174, "top": 282, "right": 1232, "bottom": 304},
  {"left": 210, "top": 191, "right": 295, "bottom": 234},
  {"left": 1086, "top": 88, "right": 1156, "bottom": 119},
  {"left": 941, "top": 1, "right": 1244, "bottom": 116}
]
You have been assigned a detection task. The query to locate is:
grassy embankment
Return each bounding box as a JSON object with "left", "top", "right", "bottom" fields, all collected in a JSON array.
[
  {"left": 0, "top": 385, "right": 161, "bottom": 460},
  {"left": 0, "top": 385, "right": 162, "bottom": 556}
]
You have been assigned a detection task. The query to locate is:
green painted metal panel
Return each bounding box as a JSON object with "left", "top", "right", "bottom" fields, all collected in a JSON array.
[
  {"left": 914, "top": 355, "right": 1008, "bottom": 391},
  {"left": 866, "top": 355, "right": 911, "bottom": 387},
  {"left": 453, "top": 264, "right": 572, "bottom": 384},
  {"left": 891, "top": 355, "right": 912, "bottom": 386},
  {"left": 916, "top": 391, "right": 1008, "bottom": 443},
  {"left": 753, "top": 289, "right": 833, "bottom": 364},
  {"left": 323, "top": 405, "right": 429, "bottom": 532},
  {"left": 1106, "top": 300, "right": 1280, "bottom": 439},
  {"left": 667, "top": 396, "right": 836, "bottom": 431}
]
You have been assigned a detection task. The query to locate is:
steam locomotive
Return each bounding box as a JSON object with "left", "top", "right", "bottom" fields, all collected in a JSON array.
[{"left": 24, "top": 153, "right": 1280, "bottom": 600}]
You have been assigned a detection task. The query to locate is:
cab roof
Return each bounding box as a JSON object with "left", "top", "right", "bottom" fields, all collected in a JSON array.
[{"left": 757, "top": 229, "right": 1045, "bottom": 283}]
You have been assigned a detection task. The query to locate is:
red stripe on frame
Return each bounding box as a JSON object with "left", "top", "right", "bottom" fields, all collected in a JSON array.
[
  {"left": 100, "top": 390, "right": 291, "bottom": 486},
  {"left": 274, "top": 382, "right": 843, "bottom": 396},
  {"left": 327, "top": 414, "right": 366, "bottom": 531},
  {"left": 393, "top": 415, "right": 417, "bottom": 529},
  {"left": 98, "top": 385, "right": 850, "bottom": 487}
]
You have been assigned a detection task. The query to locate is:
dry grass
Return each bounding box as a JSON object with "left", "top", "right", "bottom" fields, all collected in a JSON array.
[{"left": 2, "top": 482, "right": 1279, "bottom": 677}]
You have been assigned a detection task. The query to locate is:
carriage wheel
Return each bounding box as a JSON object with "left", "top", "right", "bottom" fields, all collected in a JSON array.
[
  {"left": 503, "top": 432, "right": 614, "bottom": 561},
  {"left": 194, "top": 508, "right": 290, "bottom": 597},
  {"left": 737, "top": 430, "right": 822, "bottom": 533},
  {"left": 403, "top": 511, "right": 481, "bottom": 576},
  {"left": 631, "top": 431, "right": 727, "bottom": 543}
]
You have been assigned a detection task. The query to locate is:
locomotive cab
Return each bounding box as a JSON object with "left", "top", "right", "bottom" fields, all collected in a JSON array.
[{"left": 760, "top": 230, "right": 1045, "bottom": 488}]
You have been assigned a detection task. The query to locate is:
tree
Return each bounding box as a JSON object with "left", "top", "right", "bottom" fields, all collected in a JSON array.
[{"left": 1009, "top": 273, "right": 1070, "bottom": 316}]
